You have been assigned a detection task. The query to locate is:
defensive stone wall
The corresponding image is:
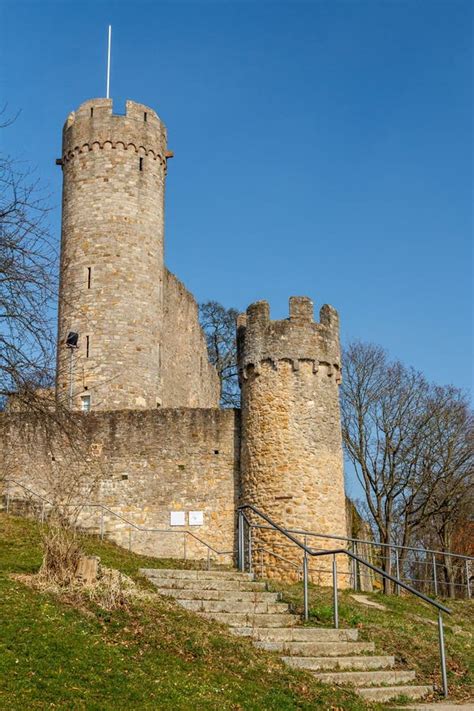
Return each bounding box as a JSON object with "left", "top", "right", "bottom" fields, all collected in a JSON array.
[
  {"left": 161, "top": 269, "right": 220, "bottom": 407},
  {"left": 1, "top": 409, "right": 239, "bottom": 562}
]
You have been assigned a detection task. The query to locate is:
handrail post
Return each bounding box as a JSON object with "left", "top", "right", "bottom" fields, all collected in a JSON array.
[
  {"left": 395, "top": 549, "right": 401, "bottom": 596},
  {"left": 207, "top": 547, "right": 211, "bottom": 571},
  {"left": 238, "top": 510, "right": 244, "bottom": 572},
  {"left": 183, "top": 532, "right": 187, "bottom": 560},
  {"left": 303, "top": 549, "right": 309, "bottom": 621},
  {"left": 41, "top": 501, "right": 46, "bottom": 524},
  {"left": 351, "top": 541, "right": 356, "bottom": 591},
  {"left": 128, "top": 527, "right": 132, "bottom": 552},
  {"left": 100, "top": 509, "right": 104, "bottom": 540},
  {"left": 433, "top": 553, "right": 438, "bottom": 596},
  {"left": 6, "top": 489, "right": 10, "bottom": 513},
  {"left": 438, "top": 611, "right": 448, "bottom": 697},
  {"left": 354, "top": 541, "right": 359, "bottom": 592},
  {"left": 332, "top": 554, "right": 339, "bottom": 629},
  {"left": 465, "top": 560, "right": 471, "bottom": 600},
  {"left": 248, "top": 524, "right": 253, "bottom": 575}
]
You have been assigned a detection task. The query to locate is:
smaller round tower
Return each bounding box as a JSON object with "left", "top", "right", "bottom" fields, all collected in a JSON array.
[{"left": 237, "top": 296, "right": 348, "bottom": 583}]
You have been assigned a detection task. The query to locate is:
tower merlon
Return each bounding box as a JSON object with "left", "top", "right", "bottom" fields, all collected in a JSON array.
[
  {"left": 289, "top": 296, "right": 313, "bottom": 323},
  {"left": 237, "top": 296, "right": 341, "bottom": 380}
]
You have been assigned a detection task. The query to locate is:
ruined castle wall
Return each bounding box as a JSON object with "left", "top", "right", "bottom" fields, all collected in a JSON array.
[
  {"left": 161, "top": 270, "right": 220, "bottom": 408},
  {"left": 1, "top": 409, "right": 239, "bottom": 562},
  {"left": 56, "top": 98, "right": 168, "bottom": 411}
]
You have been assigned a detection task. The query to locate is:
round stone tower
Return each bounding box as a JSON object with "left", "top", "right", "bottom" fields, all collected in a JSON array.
[
  {"left": 237, "top": 296, "right": 348, "bottom": 583},
  {"left": 56, "top": 98, "right": 169, "bottom": 411}
]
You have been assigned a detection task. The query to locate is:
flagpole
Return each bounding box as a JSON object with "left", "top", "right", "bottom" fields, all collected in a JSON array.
[{"left": 106, "top": 25, "right": 112, "bottom": 99}]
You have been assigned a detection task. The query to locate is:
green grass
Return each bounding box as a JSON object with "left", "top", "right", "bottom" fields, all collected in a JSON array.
[
  {"left": 0, "top": 514, "right": 374, "bottom": 711},
  {"left": 268, "top": 576, "right": 474, "bottom": 704}
]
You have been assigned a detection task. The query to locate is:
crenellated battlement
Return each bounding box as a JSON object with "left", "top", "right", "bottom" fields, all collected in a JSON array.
[
  {"left": 61, "top": 98, "right": 168, "bottom": 166},
  {"left": 237, "top": 296, "right": 341, "bottom": 381}
]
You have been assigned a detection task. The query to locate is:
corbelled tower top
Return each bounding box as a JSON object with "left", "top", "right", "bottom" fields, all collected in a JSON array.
[
  {"left": 61, "top": 98, "right": 169, "bottom": 165},
  {"left": 237, "top": 296, "right": 341, "bottom": 382}
]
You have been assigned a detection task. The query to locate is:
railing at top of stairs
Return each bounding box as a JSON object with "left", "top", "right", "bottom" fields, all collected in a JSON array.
[{"left": 237, "top": 503, "right": 452, "bottom": 698}]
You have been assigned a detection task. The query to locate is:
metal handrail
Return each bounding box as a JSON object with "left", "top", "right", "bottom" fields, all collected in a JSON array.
[
  {"left": 251, "top": 521, "right": 474, "bottom": 561},
  {"left": 251, "top": 522, "right": 473, "bottom": 597},
  {"left": 2, "top": 478, "right": 234, "bottom": 566},
  {"left": 238, "top": 502, "right": 452, "bottom": 698}
]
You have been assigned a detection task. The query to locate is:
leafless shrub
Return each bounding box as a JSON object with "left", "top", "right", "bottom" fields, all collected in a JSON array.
[{"left": 38, "top": 519, "right": 82, "bottom": 586}]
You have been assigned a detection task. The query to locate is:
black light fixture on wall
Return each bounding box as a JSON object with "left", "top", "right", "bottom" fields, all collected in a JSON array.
[{"left": 66, "top": 331, "right": 79, "bottom": 408}]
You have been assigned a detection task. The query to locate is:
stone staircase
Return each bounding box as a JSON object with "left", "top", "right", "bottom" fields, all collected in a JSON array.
[{"left": 141, "top": 567, "right": 433, "bottom": 704}]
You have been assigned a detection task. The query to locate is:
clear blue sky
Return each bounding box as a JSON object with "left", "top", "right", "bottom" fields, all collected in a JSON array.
[{"left": 1, "top": 1, "right": 472, "bottom": 411}]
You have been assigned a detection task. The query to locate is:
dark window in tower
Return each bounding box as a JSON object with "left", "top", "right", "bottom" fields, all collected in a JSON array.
[
  {"left": 87, "top": 267, "right": 92, "bottom": 289},
  {"left": 144, "top": 112, "right": 147, "bottom": 122},
  {"left": 139, "top": 157, "right": 144, "bottom": 171},
  {"left": 90, "top": 107, "right": 94, "bottom": 117},
  {"left": 86, "top": 335, "right": 90, "bottom": 358}
]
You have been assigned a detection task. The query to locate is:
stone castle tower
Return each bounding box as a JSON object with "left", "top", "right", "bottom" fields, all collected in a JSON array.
[
  {"left": 7, "top": 94, "right": 351, "bottom": 576},
  {"left": 56, "top": 98, "right": 219, "bottom": 411},
  {"left": 238, "top": 297, "right": 347, "bottom": 578}
]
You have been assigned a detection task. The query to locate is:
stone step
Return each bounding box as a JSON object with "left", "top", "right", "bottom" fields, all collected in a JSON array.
[
  {"left": 153, "top": 587, "right": 280, "bottom": 602},
  {"left": 146, "top": 578, "right": 266, "bottom": 592},
  {"left": 282, "top": 655, "right": 395, "bottom": 672},
  {"left": 141, "top": 568, "right": 252, "bottom": 581},
  {"left": 198, "top": 612, "right": 299, "bottom": 628},
  {"left": 233, "top": 627, "right": 359, "bottom": 642},
  {"left": 356, "top": 685, "right": 433, "bottom": 702},
  {"left": 312, "top": 669, "right": 416, "bottom": 687},
  {"left": 255, "top": 640, "right": 375, "bottom": 656},
  {"left": 177, "top": 599, "right": 289, "bottom": 614}
]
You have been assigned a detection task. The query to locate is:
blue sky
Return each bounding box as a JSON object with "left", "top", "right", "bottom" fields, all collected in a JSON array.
[{"left": 1, "top": 1, "right": 472, "bottom": 465}]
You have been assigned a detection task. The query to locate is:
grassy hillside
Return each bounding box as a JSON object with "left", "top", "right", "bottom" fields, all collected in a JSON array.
[
  {"left": 0, "top": 513, "right": 371, "bottom": 711},
  {"left": 270, "top": 576, "right": 473, "bottom": 703}
]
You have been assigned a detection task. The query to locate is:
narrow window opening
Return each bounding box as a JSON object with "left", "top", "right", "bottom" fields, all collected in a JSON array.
[
  {"left": 81, "top": 395, "right": 91, "bottom": 413},
  {"left": 214, "top": 450, "right": 219, "bottom": 455},
  {"left": 90, "top": 107, "right": 94, "bottom": 117},
  {"left": 144, "top": 112, "right": 147, "bottom": 122},
  {"left": 139, "top": 157, "right": 143, "bottom": 171},
  {"left": 87, "top": 266, "right": 91, "bottom": 289},
  {"left": 86, "top": 335, "right": 90, "bottom": 358}
]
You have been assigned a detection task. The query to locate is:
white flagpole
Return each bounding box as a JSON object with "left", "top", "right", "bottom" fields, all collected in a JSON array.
[{"left": 106, "top": 25, "right": 112, "bottom": 99}]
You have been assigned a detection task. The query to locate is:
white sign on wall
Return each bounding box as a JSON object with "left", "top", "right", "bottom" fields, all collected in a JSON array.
[
  {"left": 189, "top": 511, "right": 204, "bottom": 526},
  {"left": 170, "top": 511, "right": 186, "bottom": 526}
]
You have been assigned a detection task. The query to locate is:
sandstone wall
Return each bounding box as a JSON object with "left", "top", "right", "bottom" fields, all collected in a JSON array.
[
  {"left": 1, "top": 409, "right": 239, "bottom": 563},
  {"left": 161, "top": 270, "right": 220, "bottom": 408}
]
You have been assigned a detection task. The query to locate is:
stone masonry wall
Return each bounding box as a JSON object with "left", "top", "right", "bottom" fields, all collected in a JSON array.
[
  {"left": 1, "top": 409, "right": 239, "bottom": 563},
  {"left": 161, "top": 269, "right": 220, "bottom": 407}
]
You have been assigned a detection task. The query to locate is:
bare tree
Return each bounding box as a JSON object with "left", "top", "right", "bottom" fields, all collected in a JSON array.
[
  {"left": 0, "top": 119, "right": 102, "bottom": 583},
  {"left": 341, "top": 342, "right": 436, "bottom": 591},
  {"left": 341, "top": 342, "right": 474, "bottom": 595},
  {"left": 0, "top": 131, "right": 57, "bottom": 405},
  {"left": 414, "top": 386, "right": 473, "bottom": 597},
  {"left": 199, "top": 300, "right": 240, "bottom": 408}
]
